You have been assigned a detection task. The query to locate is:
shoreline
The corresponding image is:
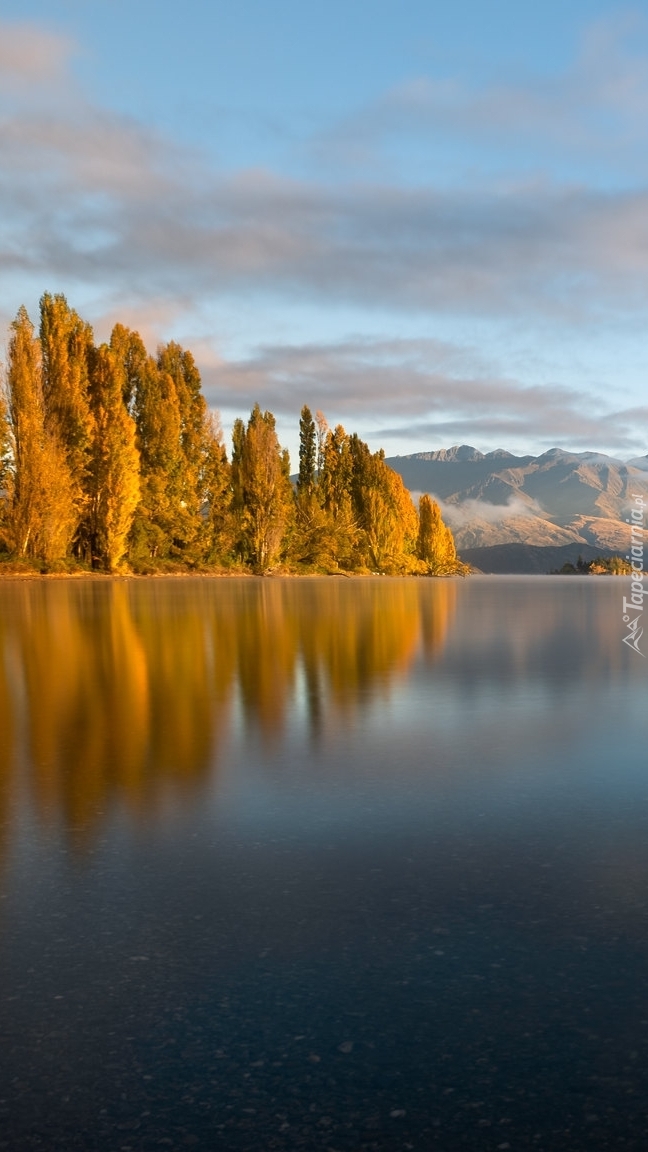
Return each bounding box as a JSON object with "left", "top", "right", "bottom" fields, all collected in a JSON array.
[
  {"left": 0, "top": 569, "right": 464, "bottom": 582},
  {"left": 0, "top": 569, "right": 635, "bottom": 583}
]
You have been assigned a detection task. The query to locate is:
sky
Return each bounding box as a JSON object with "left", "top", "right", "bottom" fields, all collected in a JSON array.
[{"left": 0, "top": 0, "right": 647, "bottom": 463}]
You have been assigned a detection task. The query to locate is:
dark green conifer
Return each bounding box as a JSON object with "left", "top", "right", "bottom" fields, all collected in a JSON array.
[{"left": 297, "top": 405, "right": 316, "bottom": 498}]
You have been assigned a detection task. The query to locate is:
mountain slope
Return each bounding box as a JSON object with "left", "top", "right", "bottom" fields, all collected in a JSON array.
[{"left": 386, "top": 446, "right": 648, "bottom": 550}]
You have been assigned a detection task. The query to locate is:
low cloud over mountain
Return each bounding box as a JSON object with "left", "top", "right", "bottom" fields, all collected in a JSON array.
[{"left": 388, "top": 445, "right": 648, "bottom": 551}]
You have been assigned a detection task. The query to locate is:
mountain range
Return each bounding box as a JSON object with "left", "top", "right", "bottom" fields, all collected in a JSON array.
[{"left": 386, "top": 446, "right": 648, "bottom": 569}]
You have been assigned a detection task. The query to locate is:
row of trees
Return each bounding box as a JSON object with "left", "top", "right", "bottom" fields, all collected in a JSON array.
[
  {"left": 553, "top": 555, "right": 632, "bottom": 575},
  {"left": 0, "top": 295, "right": 463, "bottom": 575}
]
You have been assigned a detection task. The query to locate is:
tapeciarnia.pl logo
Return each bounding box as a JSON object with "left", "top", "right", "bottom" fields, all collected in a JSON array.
[{"left": 622, "top": 493, "right": 645, "bottom": 657}]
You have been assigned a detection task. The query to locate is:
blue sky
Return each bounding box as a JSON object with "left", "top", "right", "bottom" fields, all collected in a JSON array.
[{"left": 0, "top": 0, "right": 647, "bottom": 461}]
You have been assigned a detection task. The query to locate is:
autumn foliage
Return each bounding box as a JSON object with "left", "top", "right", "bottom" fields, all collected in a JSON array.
[{"left": 0, "top": 295, "right": 464, "bottom": 575}]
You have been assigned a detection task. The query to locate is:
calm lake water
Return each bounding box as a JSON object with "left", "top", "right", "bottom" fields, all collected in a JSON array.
[{"left": 0, "top": 575, "right": 647, "bottom": 1151}]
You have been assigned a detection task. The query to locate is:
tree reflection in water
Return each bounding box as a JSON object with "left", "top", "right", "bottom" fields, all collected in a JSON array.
[{"left": 0, "top": 577, "right": 457, "bottom": 847}]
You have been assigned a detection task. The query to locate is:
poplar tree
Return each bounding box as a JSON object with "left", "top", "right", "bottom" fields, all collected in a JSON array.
[
  {"left": 202, "top": 413, "right": 232, "bottom": 562},
  {"left": 417, "top": 493, "right": 458, "bottom": 573},
  {"left": 130, "top": 349, "right": 183, "bottom": 562},
  {"left": 114, "top": 329, "right": 229, "bottom": 567},
  {"left": 295, "top": 419, "right": 358, "bottom": 570},
  {"left": 290, "top": 403, "right": 333, "bottom": 568},
  {"left": 297, "top": 405, "right": 316, "bottom": 498},
  {"left": 88, "top": 344, "right": 141, "bottom": 570},
  {"left": 230, "top": 417, "right": 246, "bottom": 511},
  {"left": 315, "top": 410, "right": 328, "bottom": 479},
  {"left": 157, "top": 342, "right": 205, "bottom": 465},
  {"left": 2, "top": 296, "right": 465, "bottom": 576},
  {"left": 319, "top": 424, "right": 352, "bottom": 516},
  {"left": 193, "top": 406, "right": 230, "bottom": 563},
  {"left": 233, "top": 404, "right": 293, "bottom": 571},
  {"left": 109, "top": 329, "right": 162, "bottom": 563},
  {"left": 156, "top": 341, "right": 210, "bottom": 560},
  {"left": 39, "top": 293, "right": 94, "bottom": 553},
  {"left": 0, "top": 391, "right": 10, "bottom": 530},
  {"left": 5, "top": 306, "right": 76, "bottom": 563},
  {"left": 347, "top": 435, "right": 418, "bottom": 571},
  {"left": 109, "top": 322, "right": 148, "bottom": 410}
]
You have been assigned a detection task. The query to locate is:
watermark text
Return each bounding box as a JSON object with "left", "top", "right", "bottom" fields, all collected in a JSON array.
[{"left": 622, "top": 494, "right": 645, "bottom": 656}]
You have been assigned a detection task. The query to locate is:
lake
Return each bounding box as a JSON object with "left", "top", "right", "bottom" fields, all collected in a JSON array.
[{"left": 0, "top": 575, "right": 647, "bottom": 1151}]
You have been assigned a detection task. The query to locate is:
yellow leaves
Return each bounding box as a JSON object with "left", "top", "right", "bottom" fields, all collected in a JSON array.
[
  {"left": 36, "top": 434, "right": 79, "bottom": 564},
  {"left": 127, "top": 336, "right": 214, "bottom": 565},
  {"left": 39, "top": 292, "right": 94, "bottom": 503},
  {"left": 319, "top": 423, "right": 351, "bottom": 516},
  {"left": 234, "top": 405, "right": 294, "bottom": 571},
  {"left": 202, "top": 412, "right": 232, "bottom": 561},
  {"left": 2, "top": 299, "right": 464, "bottom": 577},
  {"left": 298, "top": 416, "right": 460, "bottom": 575},
  {"left": 0, "top": 419, "right": 9, "bottom": 557},
  {"left": 5, "top": 306, "right": 78, "bottom": 564},
  {"left": 343, "top": 432, "right": 419, "bottom": 571},
  {"left": 290, "top": 492, "right": 359, "bottom": 571},
  {"left": 89, "top": 344, "right": 141, "bottom": 571},
  {"left": 417, "top": 493, "right": 462, "bottom": 574}
]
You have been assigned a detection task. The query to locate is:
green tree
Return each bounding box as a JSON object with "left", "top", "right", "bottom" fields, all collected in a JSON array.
[{"left": 297, "top": 405, "right": 316, "bottom": 498}]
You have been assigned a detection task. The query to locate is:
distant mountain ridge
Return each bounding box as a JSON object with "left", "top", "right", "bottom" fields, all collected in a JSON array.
[
  {"left": 458, "top": 543, "right": 623, "bottom": 576},
  {"left": 409, "top": 445, "right": 525, "bottom": 463},
  {"left": 386, "top": 445, "right": 648, "bottom": 552}
]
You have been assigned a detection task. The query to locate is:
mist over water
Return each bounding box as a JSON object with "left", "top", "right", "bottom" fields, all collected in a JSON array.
[{"left": 0, "top": 576, "right": 646, "bottom": 1151}]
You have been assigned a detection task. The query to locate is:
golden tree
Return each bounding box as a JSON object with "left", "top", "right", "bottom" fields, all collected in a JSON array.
[
  {"left": 417, "top": 493, "right": 459, "bottom": 573},
  {"left": 232, "top": 404, "right": 293, "bottom": 571},
  {"left": 157, "top": 341, "right": 208, "bottom": 559},
  {"left": 201, "top": 411, "right": 232, "bottom": 562},
  {"left": 0, "top": 389, "right": 11, "bottom": 545},
  {"left": 4, "top": 306, "right": 77, "bottom": 564},
  {"left": 342, "top": 434, "right": 419, "bottom": 571},
  {"left": 39, "top": 293, "right": 95, "bottom": 554},
  {"left": 88, "top": 345, "right": 141, "bottom": 570},
  {"left": 112, "top": 328, "right": 184, "bottom": 563}
]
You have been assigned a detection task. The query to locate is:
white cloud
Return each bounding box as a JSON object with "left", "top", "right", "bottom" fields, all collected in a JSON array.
[
  {"left": 431, "top": 495, "right": 547, "bottom": 528},
  {"left": 202, "top": 334, "right": 646, "bottom": 453},
  {"left": 1, "top": 18, "right": 648, "bottom": 327},
  {"left": 0, "top": 22, "right": 74, "bottom": 89},
  {"left": 1, "top": 18, "right": 648, "bottom": 459},
  {"left": 316, "top": 12, "right": 648, "bottom": 178}
]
